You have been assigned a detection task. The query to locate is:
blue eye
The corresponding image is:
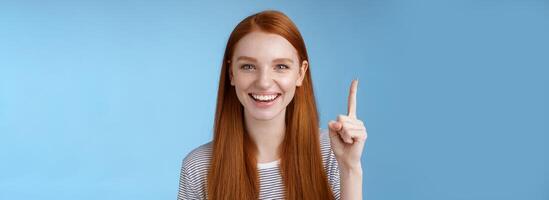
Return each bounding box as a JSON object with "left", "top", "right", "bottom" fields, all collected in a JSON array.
[
  {"left": 276, "top": 64, "right": 289, "bottom": 70},
  {"left": 241, "top": 64, "right": 255, "bottom": 71}
]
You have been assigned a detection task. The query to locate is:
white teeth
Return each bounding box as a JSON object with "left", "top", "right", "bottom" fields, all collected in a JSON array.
[{"left": 251, "top": 94, "right": 278, "bottom": 101}]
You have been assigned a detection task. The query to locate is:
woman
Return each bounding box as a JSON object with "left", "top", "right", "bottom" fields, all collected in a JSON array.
[{"left": 178, "top": 10, "right": 367, "bottom": 200}]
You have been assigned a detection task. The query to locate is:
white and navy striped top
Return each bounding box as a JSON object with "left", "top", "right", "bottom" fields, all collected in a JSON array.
[{"left": 177, "top": 129, "right": 341, "bottom": 200}]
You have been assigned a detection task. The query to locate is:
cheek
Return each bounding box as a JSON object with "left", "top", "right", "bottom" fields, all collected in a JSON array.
[
  {"left": 276, "top": 74, "right": 299, "bottom": 93},
  {"left": 233, "top": 74, "right": 253, "bottom": 89}
]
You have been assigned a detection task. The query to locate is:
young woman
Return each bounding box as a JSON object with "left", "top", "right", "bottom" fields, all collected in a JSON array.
[{"left": 178, "top": 10, "right": 367, "bottom": 200}]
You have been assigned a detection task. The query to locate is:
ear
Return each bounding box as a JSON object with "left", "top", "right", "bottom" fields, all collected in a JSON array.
[
  {"left": 228, "top": 60, "right": 235, "bottom": 86},
  {"left": 296, "top": 60, "right": 309, "bottom": 87}
]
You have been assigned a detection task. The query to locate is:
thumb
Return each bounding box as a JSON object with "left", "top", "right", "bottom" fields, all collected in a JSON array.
[{"left": 328, "top": 120, "right": 342, "bottom": 137}]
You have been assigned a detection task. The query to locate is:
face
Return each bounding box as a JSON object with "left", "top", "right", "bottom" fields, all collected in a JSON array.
[{"left": 229, "top": 31, "right": 308, "bottom": 121}]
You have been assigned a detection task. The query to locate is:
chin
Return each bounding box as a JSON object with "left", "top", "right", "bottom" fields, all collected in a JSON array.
[{"left": 247, "top": 110, "right": 281, "bottom": 121}]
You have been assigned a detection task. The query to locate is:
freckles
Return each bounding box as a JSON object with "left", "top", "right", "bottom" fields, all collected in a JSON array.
[
  {"left": 275, "top": 76, "right": 299, "bottom": 92},
  {"left": 233, "top": 73, "right": 254, "bottom": 85},
  {"left": 277, "top": 74, "right": 296, "bottom": 82}
]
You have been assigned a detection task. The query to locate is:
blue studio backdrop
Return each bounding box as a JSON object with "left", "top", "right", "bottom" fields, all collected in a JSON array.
[{"left": 1, "top": 0, "right": 547, "bottom": 200}]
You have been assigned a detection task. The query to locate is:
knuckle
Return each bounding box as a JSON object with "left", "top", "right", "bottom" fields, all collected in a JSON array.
[{"left": 342, "top": 125, "right": 352, "bottom": 133}]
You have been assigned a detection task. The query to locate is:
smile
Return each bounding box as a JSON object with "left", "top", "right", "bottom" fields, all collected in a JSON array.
[{"left": 248, "top": 93, "right": 281, "bottom": 102}]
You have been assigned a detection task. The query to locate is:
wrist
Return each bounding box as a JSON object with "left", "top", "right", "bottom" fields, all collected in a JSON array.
[{"left": 339, "top": 163, "right": 363, "bottom": 175}]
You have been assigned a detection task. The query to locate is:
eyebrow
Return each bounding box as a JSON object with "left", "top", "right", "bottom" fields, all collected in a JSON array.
[{"left": 236, "top": 56, "right": 294, "bottom": 64}]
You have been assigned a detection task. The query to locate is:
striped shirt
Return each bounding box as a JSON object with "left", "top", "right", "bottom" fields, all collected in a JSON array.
[{"left": 177, "top": 129, "right": 341, "bottom": 200}]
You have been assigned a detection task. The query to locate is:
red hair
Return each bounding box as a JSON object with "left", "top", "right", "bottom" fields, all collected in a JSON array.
[{"left": 207, "top": 10, "right": 335, "bottom": 200}]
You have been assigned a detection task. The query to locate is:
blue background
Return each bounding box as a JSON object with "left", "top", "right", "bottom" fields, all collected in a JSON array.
[{"left": 1, "top": 0, "right": 547, "bottom": 199}]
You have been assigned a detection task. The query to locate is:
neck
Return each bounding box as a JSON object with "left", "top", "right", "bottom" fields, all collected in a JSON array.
[{"left": 244, "top": 108, "right": 286, "bottom": 163}]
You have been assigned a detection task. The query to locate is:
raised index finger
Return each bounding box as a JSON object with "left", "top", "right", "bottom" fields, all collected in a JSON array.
[{"left": 347, "top": 79, "right": 358, "bottom": 118}]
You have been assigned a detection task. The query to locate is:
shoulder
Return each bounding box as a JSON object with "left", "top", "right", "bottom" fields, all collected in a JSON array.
[
  {"left": 319, "top": 128, "right": 332, "bottom": 147},
  {"left": 318, "top": 129, "right": 336, "bottom": 168},
  {"left": 318, "top": 128, "right": 333, "bottom": 161},
  {"left": 182, "top": 142, "right": 213, "bottom": 173},
  {"left": 178, "top": 142, "right": 212, "bottom": 199},
  {"left": 181, "top": 143, "right": 212, "bottom": 185}
]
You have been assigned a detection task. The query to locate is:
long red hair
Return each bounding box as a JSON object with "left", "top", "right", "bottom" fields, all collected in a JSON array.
[{"left": 207, "top": 10, "right": 335, "bottom": 200}]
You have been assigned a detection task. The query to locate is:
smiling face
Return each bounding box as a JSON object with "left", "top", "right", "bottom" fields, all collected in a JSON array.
[{"left": 229, "top": 31, "right": 308, "bottom": 121}]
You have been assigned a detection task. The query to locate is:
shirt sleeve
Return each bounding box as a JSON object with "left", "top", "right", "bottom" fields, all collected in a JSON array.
[
  {"left": 328, "top": 148, "right": 342, "bottom": 200},
  {"left": 321, "top": 128, "right": 341, "bottom": 200}
]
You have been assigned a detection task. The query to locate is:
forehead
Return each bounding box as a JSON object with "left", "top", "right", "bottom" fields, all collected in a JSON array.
[{"left": 232, "top": 31, "right": 298, "bottom": 62}]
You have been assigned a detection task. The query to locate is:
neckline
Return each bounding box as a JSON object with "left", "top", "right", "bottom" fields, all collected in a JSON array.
[{"left": 257, "top": 159, "right": 281, "bottom": 169}]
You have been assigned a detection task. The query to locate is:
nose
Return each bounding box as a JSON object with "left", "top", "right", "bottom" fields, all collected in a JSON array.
[{"left": 255, "top": 67, "right": 274, "bottom": 89}]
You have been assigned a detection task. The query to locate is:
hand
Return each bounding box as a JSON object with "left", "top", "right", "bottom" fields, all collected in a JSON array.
[{"left": 328, "top": 79, "right": 368, "bottom": 170}]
